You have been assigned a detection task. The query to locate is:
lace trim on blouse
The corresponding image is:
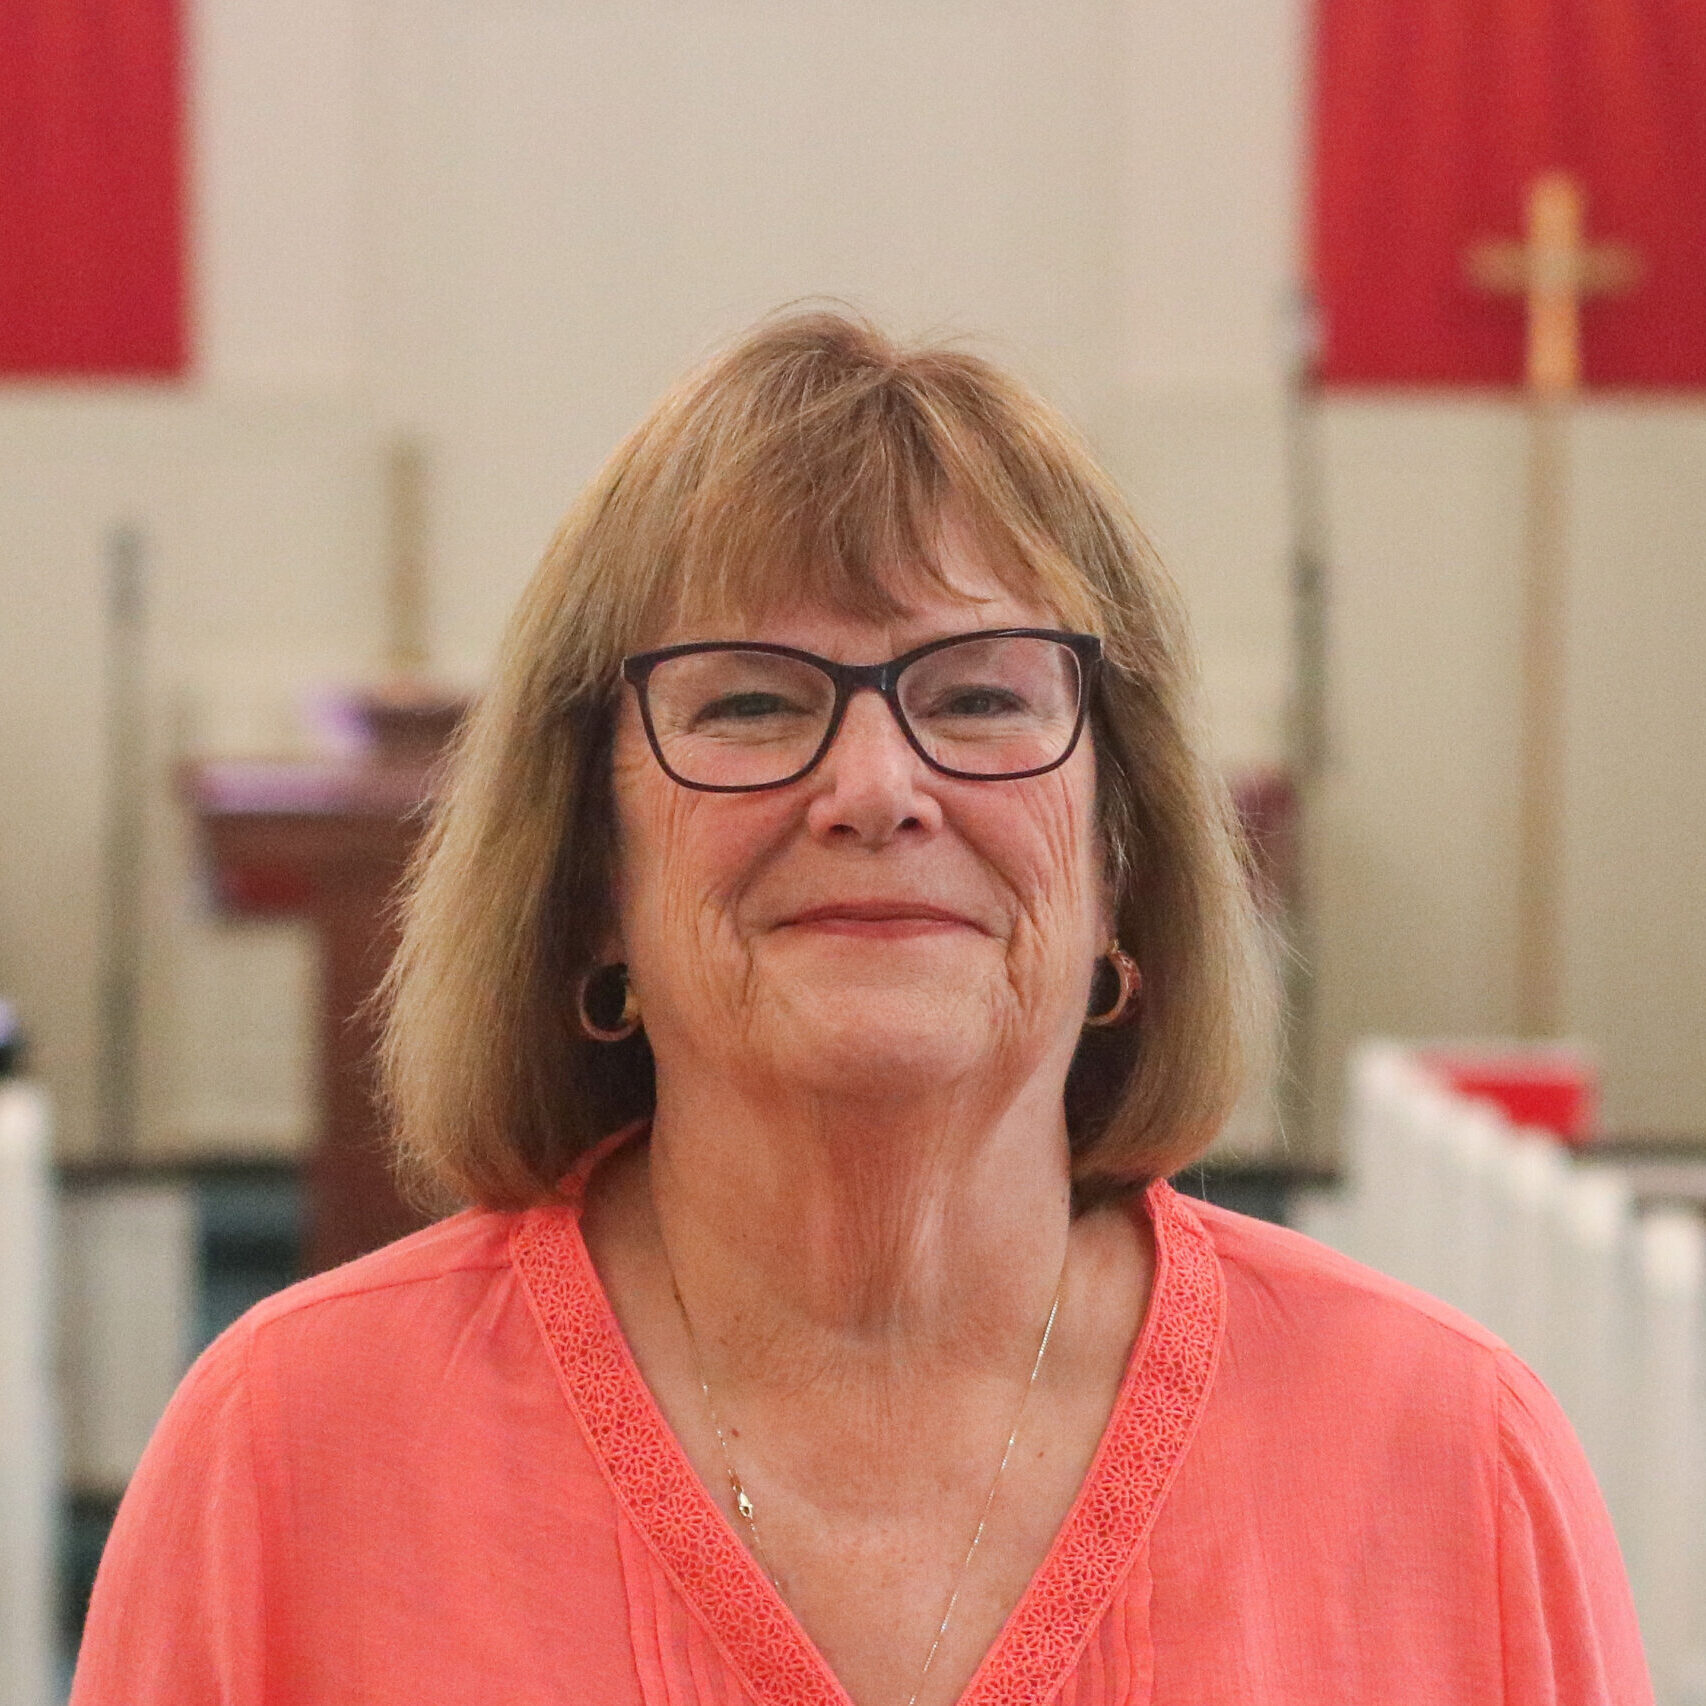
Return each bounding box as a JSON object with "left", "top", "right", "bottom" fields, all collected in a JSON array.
[{"left": 511, "top": 1169, "right": 1224, "bottom": 1706}]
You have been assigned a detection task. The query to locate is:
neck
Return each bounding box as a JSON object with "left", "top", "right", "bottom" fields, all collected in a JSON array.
[{"left": 644, "top": 1062, "right": 1075, "bottom": 1386}]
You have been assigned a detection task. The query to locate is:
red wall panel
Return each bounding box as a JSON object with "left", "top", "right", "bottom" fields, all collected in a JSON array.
[{"left": 0, "top": 0, "right": 186, "bottom": 378}]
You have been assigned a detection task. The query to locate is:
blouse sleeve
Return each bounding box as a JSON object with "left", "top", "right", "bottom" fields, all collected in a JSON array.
[
  {"left": 69, "top": 1320, "right": 267, "bottom": 1706},
  {"left": 1495, "top": 1348, "right": 1653, "bottom": 1706}
]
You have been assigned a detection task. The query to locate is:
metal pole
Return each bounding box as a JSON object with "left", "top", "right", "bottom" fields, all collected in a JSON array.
[
  {"left": 99, "top": 523, "right": 147, "bottom": 1163},
  {"left": 1281, "top": 290, "right": 1333, "bottom": 1162}
]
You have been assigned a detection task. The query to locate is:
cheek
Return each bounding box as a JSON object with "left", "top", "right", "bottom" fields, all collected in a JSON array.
[
  {"left": 610, "top": 723, "right": 778, "bottom": 964},
  {"left": 1003, "top": 768, "right": 1102, "bottom": 926}
]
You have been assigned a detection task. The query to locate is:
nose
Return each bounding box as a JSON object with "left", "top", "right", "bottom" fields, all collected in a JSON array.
[{"left": 803, "top": 688, "right": 943, "bottom": 847}]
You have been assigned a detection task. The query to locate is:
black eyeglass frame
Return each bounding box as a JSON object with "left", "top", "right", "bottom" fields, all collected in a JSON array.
[{"left": 620, "top": 627, "right": 1104, "bottom": 794}]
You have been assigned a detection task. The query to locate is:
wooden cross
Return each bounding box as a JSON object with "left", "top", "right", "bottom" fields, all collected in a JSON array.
[
  {"left": 1468, "top": 172, "right": 1641, "bottom": 394},
  {"left": 1466, "top": 173, "right": 1639, "bottom": 1035}
]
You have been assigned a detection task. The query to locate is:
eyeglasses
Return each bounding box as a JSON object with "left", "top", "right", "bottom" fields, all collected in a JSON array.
[{"left": 621, "top": 628, "right": 1101, "bottom": 793}]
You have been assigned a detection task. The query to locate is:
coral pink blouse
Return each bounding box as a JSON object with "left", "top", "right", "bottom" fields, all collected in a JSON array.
[{"left": 72, "top": 1158, "right": 1651, "bottom": 1704}]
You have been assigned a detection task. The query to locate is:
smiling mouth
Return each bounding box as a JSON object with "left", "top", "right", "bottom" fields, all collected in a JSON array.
[{"left": 780, "top": 903, "right": 985, "bottom": 937}]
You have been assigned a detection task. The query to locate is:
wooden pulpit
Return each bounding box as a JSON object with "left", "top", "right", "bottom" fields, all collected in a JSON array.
[{"left": 185, "top": 697, "right": 462, "bottom": 1273}]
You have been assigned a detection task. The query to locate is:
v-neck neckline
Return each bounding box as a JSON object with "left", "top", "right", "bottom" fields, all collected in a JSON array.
[{"left": 510, "top": 1143, "right": 1225, "bottom": 1706}]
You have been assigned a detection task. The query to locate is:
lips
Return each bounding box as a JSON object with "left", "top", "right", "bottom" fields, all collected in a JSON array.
[{"left": 779, "top": 901, "right": 986, "bottom": 933}]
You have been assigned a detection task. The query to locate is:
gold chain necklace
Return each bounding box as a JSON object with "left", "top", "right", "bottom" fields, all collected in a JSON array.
[{"left": 664, "top": 1242, "right": 1065, "bottom": 1706}]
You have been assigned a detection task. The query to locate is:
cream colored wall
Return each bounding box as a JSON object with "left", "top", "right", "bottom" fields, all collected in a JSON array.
[
  {"left": 4, "top": 0, "right": 1703, "bottom": 1167},
  {"left": 351, "top": 0, "right": 1128, "bottom": 680}
]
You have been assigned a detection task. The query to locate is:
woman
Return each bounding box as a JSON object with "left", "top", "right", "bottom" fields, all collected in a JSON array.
[{"left": 74, "top": 311, "right": 1648, "bottom": 1705}]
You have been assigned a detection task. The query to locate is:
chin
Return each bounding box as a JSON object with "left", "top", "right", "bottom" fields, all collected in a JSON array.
[{"left": 759, "top": 978, "right": 997, "bottom": 1100}]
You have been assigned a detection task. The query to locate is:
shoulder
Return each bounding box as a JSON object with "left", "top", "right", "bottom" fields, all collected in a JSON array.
[
  {"left": 1144, "top": 1192, "right": 1650, "bottom": 1697},
  {"left": 101, "top": 1213, "right": 523, "bottom": 1592},
  {"left": 183, "top": 1205, "right": 526, "bottom": 1409},
  {"left": 1180, "top": 1193, "right": 1620, "bottom": 1475},
  {"left": 1179, "top": 1193, "right": 1520, "bottom": 1430},
  {"left": 247, "top": 1203, "right": 517, "bottom": 1323},
  {"left": 1187, "top": 1192, "right": 1505, "bottom": 1352},
  {"left": 1166, "top": 1194, "right": 1618, "bottom": 1554},
  {"left": 247, "top": 1202, "right": 515, "bottom": 1327}
]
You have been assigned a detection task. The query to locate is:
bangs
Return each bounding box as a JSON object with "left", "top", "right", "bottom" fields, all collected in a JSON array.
[{"left": 619, "top": 323, "right": 1106, "bottom": 647}]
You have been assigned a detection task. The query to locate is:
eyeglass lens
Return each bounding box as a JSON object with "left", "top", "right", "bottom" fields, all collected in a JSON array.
[{"left": 641, "top": 634, "right": 1084, "bottom": 789}]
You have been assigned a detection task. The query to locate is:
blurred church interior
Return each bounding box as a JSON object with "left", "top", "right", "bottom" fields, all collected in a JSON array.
[{"left": 2, "top": 0, "right": 1704, "bottom": 1698}]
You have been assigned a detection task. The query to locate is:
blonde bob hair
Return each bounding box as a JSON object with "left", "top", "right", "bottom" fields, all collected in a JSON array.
[{"left": 379, "top": 309, "right": 1275, "bottom": 1212}]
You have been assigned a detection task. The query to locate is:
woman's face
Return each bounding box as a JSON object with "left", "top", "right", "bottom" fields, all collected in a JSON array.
[{"left": 608, "top": 542, "right": 1110, "bottom": 1115}]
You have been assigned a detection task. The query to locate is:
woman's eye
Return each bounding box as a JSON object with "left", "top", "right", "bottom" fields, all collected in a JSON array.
[
  {"left": 692, "top": 692, "right": 797, "bottom": 726},
  {"left": 930, "top": 686, "right": 1026, "bottom": 718}
]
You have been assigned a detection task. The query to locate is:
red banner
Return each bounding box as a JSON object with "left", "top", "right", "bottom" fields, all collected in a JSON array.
[
  {"left": 1312, "top": 0, "right": 1706, "bottom": 388},
  {"left": 0, "top": 0, "right": 186, "bottom": 377}
]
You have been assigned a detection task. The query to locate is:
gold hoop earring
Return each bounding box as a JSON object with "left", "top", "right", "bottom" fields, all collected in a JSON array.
[
  {"left": 576, "top": 962, "right": 641, "bottom": 1043},
  {"left": 1085, "top": 943, "right": 1141, "bottom": 1028}
]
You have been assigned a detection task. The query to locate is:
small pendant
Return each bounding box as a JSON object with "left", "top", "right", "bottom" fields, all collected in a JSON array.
[{"left": 735, "top": 1488, "right": 755, "bottom": 1522}]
